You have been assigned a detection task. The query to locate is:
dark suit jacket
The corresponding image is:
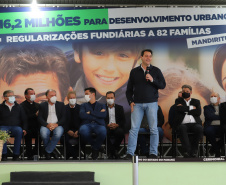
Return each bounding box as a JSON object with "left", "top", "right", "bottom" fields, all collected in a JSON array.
[
  {"left": 38, "top": 101, "right": 66, "bottom": 127},
  {"left": 173, "top": 97, "right": 202, "bottom": 128},
  {"left": 105, "top": 104, "right": 126, "bottom": 131},
  {"left": 204, "top": 104, "right": 220, "bottom": 129},
  {"left": 80, "top": 102, "right": 107, "bottom": 126},
  {"left": 219, "top": 102, "right": 226, "bottom": 131},
  {"left": 65, "top": 104, "right": 81, "bottom": 132}
]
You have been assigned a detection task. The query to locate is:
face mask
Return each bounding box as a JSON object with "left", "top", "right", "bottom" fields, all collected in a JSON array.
[
  {"left": 107, "top": 99, "right": 114, "bottom": 105},
  {"left": 8, "top": 96, "right": 15, "bottom": 104},
  {"left": 210, "top": 97, "right": 218, "bottom": 104},
  {"left": 30, "top": 95, "right": 36, "bottom": 102},
  {"left": 182, "top": 92, "right": 190, "bottom": 99},
  {"left": 69, "top": 98, "right": 76, "bottom": 105},
  {"left": 50, "top": 96, "right": 57, "bottom": 104},
  {"left": 85, "top": 95, "right": 91, "bottom": 102}
]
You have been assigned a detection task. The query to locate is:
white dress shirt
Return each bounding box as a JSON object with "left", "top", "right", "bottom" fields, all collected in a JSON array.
[
  {"left": 108, "top": 106, "right": 116, "bottom": 124},
  {"left": 47, "top": 103, "right": 58, "bottom": 124},
  {"left": 181, "top": 99, "right": 196, "bottom": 124}
]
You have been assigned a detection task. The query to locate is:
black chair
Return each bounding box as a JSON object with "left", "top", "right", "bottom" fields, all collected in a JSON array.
[
  {"left": 172, "top": 130, "right": 203, "bottom": 158},
  {"left": 205, "top": 133, "right": 225, "bottom": 157}
]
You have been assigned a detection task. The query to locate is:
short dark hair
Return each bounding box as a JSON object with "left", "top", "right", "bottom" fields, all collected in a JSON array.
[
  {"left": 3, "top": 90, "right": 13, "bottom": 97},
  {"left": 24, "top": 88, "right": 34, "bottom": 95},
  {"left": 182, "top": 84, "right": 192, "bottom": 91},
  {"left": 45, "top": 89, "right": 56, "bottom": 97},
  {"left": 106, "top": 91, "right": 115, "bottom": 97},
  {"left": 0, "top": 44, "right": 70, "bottom": 100},
  {"left": 213, "top": 44, "right": 226, "bottom": 89},
  {"left": 84, "top": 87, "right": 96, "bottom": 96},
  {"left": 141, "top": 49, "right": 153, "bottom": 56}
]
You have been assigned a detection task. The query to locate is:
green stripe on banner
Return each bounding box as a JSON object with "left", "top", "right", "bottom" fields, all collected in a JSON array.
[{"left": 0, "top": 9, "right": 109, "bottom": 34}]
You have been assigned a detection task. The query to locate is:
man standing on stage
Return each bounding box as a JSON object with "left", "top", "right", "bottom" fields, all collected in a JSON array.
[{"left": 125, "top": 49, "right": 166, "bottom": 159}]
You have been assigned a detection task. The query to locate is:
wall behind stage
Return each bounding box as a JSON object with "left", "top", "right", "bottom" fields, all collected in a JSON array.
[{"left": 0, "top": 7, "right": 226, "bottom": 139}]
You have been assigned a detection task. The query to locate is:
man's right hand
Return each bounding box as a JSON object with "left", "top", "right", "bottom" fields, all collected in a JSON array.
[
  {"left": 130, "top": 102, "right": 135, "bottom": 113},
  {"left": 67, "top": 130, "right": 74, "bottom": 137},
  {"left": 47, "top": 124, "right": 52, "bottom": 130}
]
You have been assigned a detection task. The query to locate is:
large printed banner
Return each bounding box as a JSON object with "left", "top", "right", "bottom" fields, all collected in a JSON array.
[{"left": 0, "top": 7, "right": 226, "bottom": 140}]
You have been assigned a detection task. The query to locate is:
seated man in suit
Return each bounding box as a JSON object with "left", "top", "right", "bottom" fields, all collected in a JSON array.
[
  {"left": 137, "top": 105, "right": 164, "bottom": 157},
  {"left": 105, "top": 91, "right": 125, "bottom": 159},
  {"left": 204, "top": 92, "right": 223, "bottom": 157},
  {"left": 38, "top": 89, "right": 65, "bottom": 160},
  {"left": 0, "top": 90, "right": 27, "bottom": 161},
  {"left": 64, "top": 91, "right": 81, "bottom": 160},
  {"left": 174, "top": 84, "right": 203, "bottom": 158},
  {"left": 21, "top": 88, "right": 40, "bottom": 160},
  {"left": 79, "top": 87, "right": 107, "bottom": 160}
]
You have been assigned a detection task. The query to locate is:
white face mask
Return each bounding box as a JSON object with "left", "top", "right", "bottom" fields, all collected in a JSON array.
[
  {"left": 210, "top": 97, "right": 218, "bottom": 104},
  {"left": 8, "top": 96, "right": 15, "bottom": 104},
  {"left": 50, "top": 96, "right": 57, "bottom": 104},
  {"left": 69, "top": 98, "right": 76, "bottom": 105},
  {"left": 30, "top": 95, "right": 36, "bottom": 102},
  {"left": 107, "top": 99, "right": 114, "bottom": 105},
  {"left": 85, "top": 95, "right": 91, "bottom": 102}
]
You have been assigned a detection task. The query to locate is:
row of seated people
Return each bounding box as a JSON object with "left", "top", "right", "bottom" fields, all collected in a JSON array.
[
  {"left": 168, "top": 85, "right": 225, "bottom": 158},
  {"left": 0, "top": 85, "right": 226, "bottom": 161}
]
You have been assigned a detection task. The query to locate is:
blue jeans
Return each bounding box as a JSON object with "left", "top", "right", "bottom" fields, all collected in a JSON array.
[
  {"left": 0, "top": 126, "right": 23, "bottom": 155},
  {"left": 137, "top": 127, "right": 163, "bottom": 155},
  {"left": 40, "top": 126, "right": 64, "bottom": 153},
  {"left": 79, "top": 123, "right": 106, "bottom": 150},
  {"left": 127, "top": 102, "right": 159, "bottom": 156}
]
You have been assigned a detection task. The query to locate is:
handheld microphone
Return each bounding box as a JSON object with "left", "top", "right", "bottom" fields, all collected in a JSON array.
[{"left": 146, "top": 66, "right": 150, "bottom": 81}]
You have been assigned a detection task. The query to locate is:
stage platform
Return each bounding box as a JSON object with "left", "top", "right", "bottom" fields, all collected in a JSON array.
[{"left": 0, "top": 159, "right": 226, "bottom": 185}]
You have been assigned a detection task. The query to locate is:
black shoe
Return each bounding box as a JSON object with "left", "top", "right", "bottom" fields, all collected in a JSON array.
[
  {"left": 51, "top": 150, "right": 59, "bottom": 159},
  {"left": 92, "top": 149, "right": 99, "bottom": 160},
  {"left": 113, "top": 150, "right": 120, "bottom": 159},
  {"left": 147, "top": 154, "right": 158, "bottom": 159},
  {"left": 27, "top": 156, "right": 33, "bottom": 160},
  {"left": 45, "top": 152, "right": 51, "bottom": 160},
  {"left": 99, "top": 146, "right": 106, "bottom": 154},
  {"left": 1, "top": 154, "right": 7, "bottom": 161},
  {"left": 13, "top": 155, "right": 20, "bottom": 161},
  {"left": 123, "top": 154, "right": 133, "bottom": 160},
  {"left": 183, "top": 152, "right": 190, "bottom": 158},
  {"left": 108, "top": 152, "right": 114, "bottom": 159}
]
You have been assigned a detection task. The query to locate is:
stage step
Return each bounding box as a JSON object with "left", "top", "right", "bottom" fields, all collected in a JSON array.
[
  {"left": 2, "top": 172, "right": 100, "bottom": 185},
  {"left": 10, "top": 172, "right": 95, "bottom": 182},
  {"left": 3, "top": 182, "right": 100, "bottom": 185}
]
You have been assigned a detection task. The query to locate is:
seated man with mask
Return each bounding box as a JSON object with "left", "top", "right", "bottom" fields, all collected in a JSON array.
[
  {"left": 38, "top": 89, "right": 66, "bottom": 160},
  {"left": 204, "top": 92, "right": 223, "bottom": 157},
  {"left": 174, "top": 85, "right": 203, "bottom": 158}
]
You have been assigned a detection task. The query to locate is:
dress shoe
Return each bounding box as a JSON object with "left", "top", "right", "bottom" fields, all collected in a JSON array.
[
  {"left": 108, "top": 152, "right": 114, "bottom": 159},
  {"left": 45, "top": 152, "right": 51, "bottom": 160},
  {"left": 183, "top": 152, "right": 190, "bottom": 158},
  {"left": 147, "top": 154, "right": 158, "bottom": 159},
  {"left": 113, "top": 150, "right": 120, "bottom": 159},
  {"left": 12, "top": 155, "right": 20, "bottom": 161},
  {"left": 1, "top": 154, "right": 7, "bottom": 161},
  {"left": 92, "top": 149, "right": 99, "bottom": 160},
  {"left": 51, "top": 150, "right": 59, "bottom": 159},
  {"left": 99, "top": 146, "right": 106, "bottom": 154},
  {"left": 123, "top": 154, "right": 133, "bottom": 160}
]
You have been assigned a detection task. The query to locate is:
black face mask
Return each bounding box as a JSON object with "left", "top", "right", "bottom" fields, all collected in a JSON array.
[{"left": 182, "top": 92, "right": 190, "bottom": 99}]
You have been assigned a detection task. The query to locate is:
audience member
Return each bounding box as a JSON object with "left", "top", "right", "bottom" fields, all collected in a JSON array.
[
  {"left": 38, "top": 89, "right": 65, "bottom": 160},
  {"left": 79, "top": 87, "right": 107, "bottom": 160},
  {"left": 21, "top": 88, "right": 40, "bottom": 160},
  {"left": 0, "top": 90, "right": 27, "bottom": 161},
  {"left": 105, "top": 91, "right": 125, "bottom": 159},
  {"left": 64, "top": 91, "right": 81, "bottom": 160}
]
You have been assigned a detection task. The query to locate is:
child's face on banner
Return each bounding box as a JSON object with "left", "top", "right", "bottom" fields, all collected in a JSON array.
[
  {"left": 79, "top": 45, "right": 137, "bottom": 95},
  {"left": 0, "top": 72, "right": 62, "bottom": 104}
]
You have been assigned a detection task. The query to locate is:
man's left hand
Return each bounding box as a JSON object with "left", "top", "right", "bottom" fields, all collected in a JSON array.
[{"left": 23, "top": 130, "right": 27, "bottom": 136}]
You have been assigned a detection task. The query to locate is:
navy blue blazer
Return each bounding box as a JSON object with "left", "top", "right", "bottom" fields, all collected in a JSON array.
[
  {"left": 38, "top": 101, "right": 66, "bottom": 127},
  {"left": 204, "top": 104, "right": 220, "bottom": 128},
  {"left": 80, "top": 102, "right": 107, "bottom": 126}
]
